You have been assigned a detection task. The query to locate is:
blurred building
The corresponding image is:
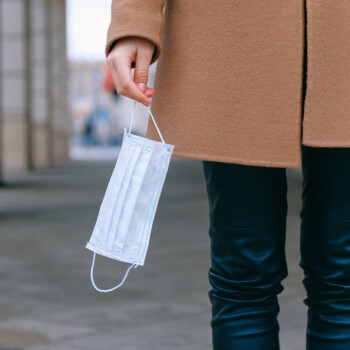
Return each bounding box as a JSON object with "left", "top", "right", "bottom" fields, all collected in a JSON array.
[
  {"left": 69, "top": 59, "right": 123, "bottom": 147},
  {"left": 69, "top": 59, "right": 158, "bottom": 150},
  {"left": 0, "top": 0, "right": 69, "bottom": 179}
]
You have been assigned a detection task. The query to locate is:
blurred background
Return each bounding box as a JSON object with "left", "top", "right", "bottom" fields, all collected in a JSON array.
[
  {"left": 0, "top": 0, "right": 154, "bottom": 173},
  {"left": 0, "top": 0, "right": 306, "bottom": 349}
]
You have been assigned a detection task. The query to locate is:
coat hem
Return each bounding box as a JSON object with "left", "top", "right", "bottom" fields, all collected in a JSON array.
[
  {"left": 171, "top": 150, "right": 301, "bottom": 169},
  {"left": 302, "top": 139, "right": 350, "bottom": 148}
]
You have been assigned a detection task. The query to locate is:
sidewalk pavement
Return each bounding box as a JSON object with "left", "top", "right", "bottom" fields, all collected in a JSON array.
[{"left": 0, "top": 158, "right": 306, "bottom": 350}]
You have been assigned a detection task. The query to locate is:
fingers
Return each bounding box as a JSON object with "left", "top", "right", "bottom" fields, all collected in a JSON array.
[
  {"left": 114, "top": 54, "right": 151, "bottom": 106},
  {"left": 133, "top": 49, "right": 156, "bottom": 98},
  {"left": 106, "top": 38, "right": 156, "bottom": 107}
]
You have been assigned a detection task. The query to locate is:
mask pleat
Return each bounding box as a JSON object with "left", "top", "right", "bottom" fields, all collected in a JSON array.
[
  {"left": 124, "top": 146, "right": 170, "bottom": 265},
  {"left": 91, "top": 137, "right": 135, "bottom": 250},
  {"left": 134, "top": 151, "right": 171, "bottom": 264},
  {"left": 110, "top": 144, "right": 154, "bottom": 254},
  {"left": 104, "top": 142, "right": 144, "bottom": 250}
]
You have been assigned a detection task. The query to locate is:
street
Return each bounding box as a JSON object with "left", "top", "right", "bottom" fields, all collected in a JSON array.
[{"left": 0, "top": 158, "right": 306, "bottom": 350}]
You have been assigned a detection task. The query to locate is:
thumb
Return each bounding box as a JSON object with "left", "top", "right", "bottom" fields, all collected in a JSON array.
[{"left": 133, "top": 49, "right": 152, "bottom": 93}]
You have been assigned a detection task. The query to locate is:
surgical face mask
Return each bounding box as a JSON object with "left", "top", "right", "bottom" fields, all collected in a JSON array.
[{"left": 86, "top": 99, "right": 174, "bottom": 292}]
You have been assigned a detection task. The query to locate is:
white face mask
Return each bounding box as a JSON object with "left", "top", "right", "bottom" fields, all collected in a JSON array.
[{"left": 86, "top": 99, "right": 174, "bottom": 292}]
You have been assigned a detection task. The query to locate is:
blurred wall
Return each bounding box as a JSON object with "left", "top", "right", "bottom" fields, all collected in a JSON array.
[{"left": 0, "top": 0, "right": 69, "bottom": 178}]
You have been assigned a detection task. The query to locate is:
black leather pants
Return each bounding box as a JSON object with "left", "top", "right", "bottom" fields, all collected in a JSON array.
[{"left": 202, "top": 145, "right": 350, "bottom": 350}]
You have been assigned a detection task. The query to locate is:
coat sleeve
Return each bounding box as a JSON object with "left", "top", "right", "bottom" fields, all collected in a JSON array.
[{"left": 105, "top": 0, "right": 166, "bottom": 67}]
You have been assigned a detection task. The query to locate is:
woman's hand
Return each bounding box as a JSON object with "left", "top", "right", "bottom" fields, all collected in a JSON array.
[{"left": 106, "top": 36, "right": 157, "bottom": 107}]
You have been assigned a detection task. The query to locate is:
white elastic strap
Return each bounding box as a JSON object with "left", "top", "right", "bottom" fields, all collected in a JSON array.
[
  {"left": 90, "top": 252, "right": 138, "bottom": 293},
  {"left": 147, "top": 104, "right": 166, "bottom": 144},
  {"left": 128, "top": 99, "right": 137, "bottom": 135},
  {"left": 128, "top": 99, "right": 166, "bottom": 145}
]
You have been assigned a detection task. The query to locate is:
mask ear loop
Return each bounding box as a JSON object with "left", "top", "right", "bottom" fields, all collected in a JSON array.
[
  {"left": 90, "top": 252, "right": 138, "bottom": 293},
  {"left": 128, "top": 99, "right": 166, "bottom": 145}
]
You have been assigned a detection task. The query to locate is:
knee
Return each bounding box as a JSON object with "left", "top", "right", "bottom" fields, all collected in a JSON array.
[
  {"left": 208, "top": 264, "right": 287, "bottom": 303},
  {"left": 300, "top": 214, "right": 350, "bottom": 301},
  {"left": 301, "top": 273, "right": 350, "bottom": 304},
  {"left": 208, "top": 217, "right": 289, "bottom": 301}
]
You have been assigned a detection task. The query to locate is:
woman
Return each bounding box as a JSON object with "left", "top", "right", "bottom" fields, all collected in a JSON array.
[{"left": 105, "top": 1, "right": 350, "bottom": 349}]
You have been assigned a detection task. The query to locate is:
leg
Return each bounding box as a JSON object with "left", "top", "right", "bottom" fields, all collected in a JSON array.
[
  {"left": 300, "top": 145, "right": 350, "bottom": 350},
  {"left": 202, "top": 160, "right": 288, "bottom": 350}
]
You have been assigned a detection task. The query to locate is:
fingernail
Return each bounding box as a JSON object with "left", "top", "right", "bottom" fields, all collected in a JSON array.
[{"left": 137, "top": 83, "right": 146, "bottom": 91}]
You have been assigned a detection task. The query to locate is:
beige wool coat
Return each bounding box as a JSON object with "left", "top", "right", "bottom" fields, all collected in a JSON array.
[{"left": 105, "top": 0, "right": 350, "bottom": 169}]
